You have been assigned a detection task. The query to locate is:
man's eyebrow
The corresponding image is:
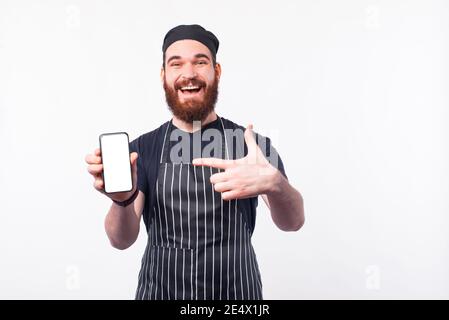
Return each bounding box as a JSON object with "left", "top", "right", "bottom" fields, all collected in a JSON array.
[
  {"left": 194, "top": 53, "right": 211, "bottom": 61},
  {"left": 166, "top": 55, "right": 182, "bottom": 64}
]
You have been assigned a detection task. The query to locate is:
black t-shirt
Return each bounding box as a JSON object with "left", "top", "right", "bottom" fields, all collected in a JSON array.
[{"left": 129, "top": 116, "right": 287, "bottom": 234}]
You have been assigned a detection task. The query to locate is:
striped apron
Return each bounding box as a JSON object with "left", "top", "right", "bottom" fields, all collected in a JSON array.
[{"left": 135, "top": 116, "right": 263, "bottom": 300}]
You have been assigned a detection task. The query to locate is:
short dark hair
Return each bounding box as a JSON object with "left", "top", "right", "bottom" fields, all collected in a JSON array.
[{"left": 162, "top": 24, "right": 219, "bottom": 69}]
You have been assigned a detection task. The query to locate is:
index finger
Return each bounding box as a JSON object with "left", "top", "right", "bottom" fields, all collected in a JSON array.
[{"left": 192, "top": 157, "right": 235, "bottom": 169}]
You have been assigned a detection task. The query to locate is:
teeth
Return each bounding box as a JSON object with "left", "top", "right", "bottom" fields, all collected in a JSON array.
[{"left": 180, "top": 86, "right": 200, "bottom": 90}]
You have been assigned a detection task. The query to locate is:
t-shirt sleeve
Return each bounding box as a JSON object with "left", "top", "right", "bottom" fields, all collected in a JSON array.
[{"left": 129, "top": 137, "right": 148, "bottom": 196}]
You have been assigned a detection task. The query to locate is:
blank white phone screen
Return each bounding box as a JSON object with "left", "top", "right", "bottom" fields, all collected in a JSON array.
[{"left": 100, "top": 133, "right": 132, "bottom": 193}]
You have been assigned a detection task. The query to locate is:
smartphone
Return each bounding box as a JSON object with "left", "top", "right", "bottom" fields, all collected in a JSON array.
[{"left": 99, "top": 132, "right": 133, "bottom": 194}]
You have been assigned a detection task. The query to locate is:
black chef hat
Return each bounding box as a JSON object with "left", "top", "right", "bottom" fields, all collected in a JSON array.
[{"left": 162, "top": 24, "right": 219, "bottom": 62}]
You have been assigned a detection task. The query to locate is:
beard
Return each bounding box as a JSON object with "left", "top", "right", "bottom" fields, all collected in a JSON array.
[{"left": 163, "top": 74, "right": 219, "bottom": 124}]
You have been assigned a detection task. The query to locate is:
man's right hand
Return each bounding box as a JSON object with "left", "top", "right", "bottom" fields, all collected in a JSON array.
[{"left": 85, "top": 148, "right": 139, "bottom": 203}]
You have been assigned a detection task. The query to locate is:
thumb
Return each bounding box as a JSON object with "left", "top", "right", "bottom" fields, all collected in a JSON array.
[
  {"left": 244, "top": 124, "right": 258, "bottom": 154},
  {"left": 243, "top": 124, "right": 269, "bottom": 166},
  {"left": 130, "top": 152, "right": 139, "bottom": 165},
  {"left": 244, "top": 124, "right": 261, "bottom": 165},
  {"left": 130, "top": 152, "right": 139, "bottom": 173},
  {"left": 130, "top": 152, "right": 139, "bottom": 190}
]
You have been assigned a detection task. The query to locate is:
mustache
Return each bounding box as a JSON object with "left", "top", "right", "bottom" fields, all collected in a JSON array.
[{"left": 174, "top": 78, "right": 207, "bottom": 90}]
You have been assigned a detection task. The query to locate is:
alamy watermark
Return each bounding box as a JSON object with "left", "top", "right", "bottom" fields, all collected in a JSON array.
[{"left": 168, "top": 121, "right": 280, "bottom": 171}]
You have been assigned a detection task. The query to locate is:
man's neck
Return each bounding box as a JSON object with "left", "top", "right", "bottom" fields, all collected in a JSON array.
[{"left": 172, "top": 111, "right": 218, "bottom": 133}]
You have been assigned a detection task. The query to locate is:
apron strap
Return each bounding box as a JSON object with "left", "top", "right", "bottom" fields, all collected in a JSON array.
[
  {"left": 219, "top": 116, "right": 229, "bottom": 160},
  {"left": 159, "top": 119, "right": 172, "bottom": 164}
]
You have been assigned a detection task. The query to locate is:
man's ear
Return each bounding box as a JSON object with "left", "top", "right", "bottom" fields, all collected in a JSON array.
[
  {"left": 215, "top": 63, "right": 222, "bottom": 81},
  {"left": 160, "top": 67, "right": 165, "bottom": 85}
]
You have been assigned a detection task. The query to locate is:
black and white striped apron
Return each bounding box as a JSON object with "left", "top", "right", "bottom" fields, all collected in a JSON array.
[{"left": 135, "top": 116, "right": 263, "bottom": 300}]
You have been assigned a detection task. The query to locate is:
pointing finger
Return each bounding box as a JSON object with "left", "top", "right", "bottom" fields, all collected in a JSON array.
[{"left": 192, "top": 157, "right": 235, "bottom": 169}]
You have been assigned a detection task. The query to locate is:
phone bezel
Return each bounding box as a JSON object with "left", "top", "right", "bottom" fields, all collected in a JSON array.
[{"left": 99, "top": 132, "right": 133, "bottom": 194}]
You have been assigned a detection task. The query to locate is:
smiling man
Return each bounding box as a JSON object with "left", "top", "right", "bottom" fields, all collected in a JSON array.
[{"left": 85, "top": 24, "right": 305, "bottom": 300}]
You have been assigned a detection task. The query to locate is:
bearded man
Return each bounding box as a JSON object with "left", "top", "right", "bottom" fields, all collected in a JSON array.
[{"left": 85, "top": 24, "right": 305, "bottom": 300}]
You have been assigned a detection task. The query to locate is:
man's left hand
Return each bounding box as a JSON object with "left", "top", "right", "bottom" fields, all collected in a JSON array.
[{"left": 192, "top": 124, "right": 280, "bottom": 201}]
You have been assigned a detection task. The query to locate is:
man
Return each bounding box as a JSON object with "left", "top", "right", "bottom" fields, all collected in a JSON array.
[{"left": 85, "top": 24, "right": 305, "bottom": 300}]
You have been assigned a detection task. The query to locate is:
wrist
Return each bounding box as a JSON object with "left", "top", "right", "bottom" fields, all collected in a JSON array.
[
  {"left": 112, "top": 188, "right": 139, "bottom": 207},
  {"left": 264, "top": 165, "right": 283, "bottom": 196}
]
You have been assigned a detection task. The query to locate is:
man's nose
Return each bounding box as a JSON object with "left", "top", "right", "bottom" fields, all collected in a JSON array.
[{"left": 180, "top": 63, "right": 197, "bottom": 79}]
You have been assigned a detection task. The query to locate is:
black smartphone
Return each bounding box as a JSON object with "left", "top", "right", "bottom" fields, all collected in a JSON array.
[{"left": 99, "top": 132, "right": 133, "bottom": 194}]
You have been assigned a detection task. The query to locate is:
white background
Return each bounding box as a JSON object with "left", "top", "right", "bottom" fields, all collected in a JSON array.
[{"left": 0, "top": 0, "right": 448, "bottom": 299}]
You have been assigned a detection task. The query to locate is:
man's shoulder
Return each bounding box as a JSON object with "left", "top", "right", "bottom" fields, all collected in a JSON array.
[
  {"left": 137, "top": 121, "right": 170, "bottom": 142},
  {"left": 129, "top": 120, "right": 170, "bottom": 153}
]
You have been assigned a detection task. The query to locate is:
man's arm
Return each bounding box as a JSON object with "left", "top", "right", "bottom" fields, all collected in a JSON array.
[
  {"left": 193, "top": 124, "right": 305, "bottom": 232},
  {"left": 86, "top": 148, "right": 144, "bottom": 250},
  {"left": 261, "top": 174, "right": 305, "bottom": 231},
  {"left": 104, "top": 191, "right": 145, "bottom": 250}
]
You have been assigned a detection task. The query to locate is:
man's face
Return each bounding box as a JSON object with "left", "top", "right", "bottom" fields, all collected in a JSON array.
[{"left": 162, "top": 39, "right": 221, "bottom": 123}]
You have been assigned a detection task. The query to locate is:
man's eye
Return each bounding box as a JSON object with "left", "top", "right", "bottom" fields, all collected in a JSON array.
[
  {"left": 171, "top": 62, "right": 181, "bottom": 67},
  {"left": 196, "top": 61, "right": 207, "bottom": 65}
]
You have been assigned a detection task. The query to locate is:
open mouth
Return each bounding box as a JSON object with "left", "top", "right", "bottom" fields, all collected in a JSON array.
[{"left": 178, "top": 85, "right": 204, "bottom": 97}]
